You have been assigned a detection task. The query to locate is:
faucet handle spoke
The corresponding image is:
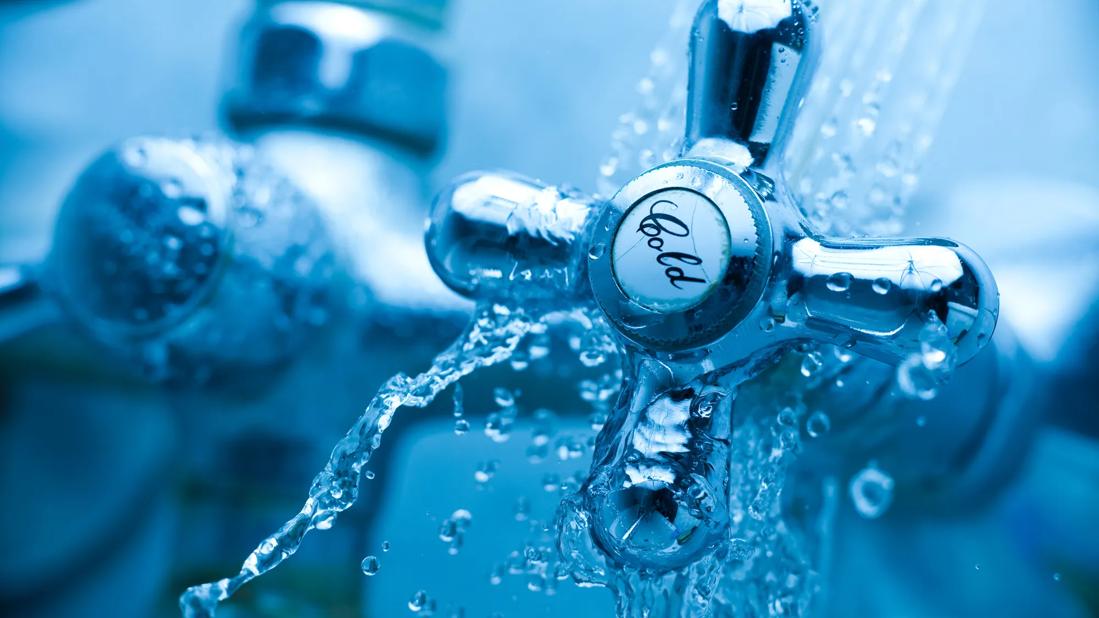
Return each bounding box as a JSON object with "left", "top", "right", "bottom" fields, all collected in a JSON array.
[
  {"left": 425, "top": 171, "right": 598, "bottom": 305},
  {"left": 782, "top": 235, "right": 998, "bottom": 365}
]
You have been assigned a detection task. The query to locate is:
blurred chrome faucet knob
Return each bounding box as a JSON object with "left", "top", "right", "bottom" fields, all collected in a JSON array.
[
  {"left": 224, "top": 0, "right": 447, "bottom": 156},
  {"left": 426, "top": 0, "right": 999, "bottom": 572},
  {"left": 19, "top": 135, "right": 338, "bottom": 381},
  {"left": 222, "top": 0, "right": 462, "bottom": 315}
]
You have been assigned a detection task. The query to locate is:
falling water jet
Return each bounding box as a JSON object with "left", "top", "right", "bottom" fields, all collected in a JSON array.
[{"left": 179, "top": 303, "right": 538, "bottom": 617}]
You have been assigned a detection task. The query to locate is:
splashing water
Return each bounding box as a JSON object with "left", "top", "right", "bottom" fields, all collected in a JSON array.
[
  {"left": 783, "top": 0, "right": 988, "bottom": 236},
  {"left": 597, "top": 0, "right": 694, "bottom": 196},
  {"left": 179, "top": 303, "right": 538, "bottom": 616},
  {"left": 551, "top": 370, "right": 829, "bottom": 618}
]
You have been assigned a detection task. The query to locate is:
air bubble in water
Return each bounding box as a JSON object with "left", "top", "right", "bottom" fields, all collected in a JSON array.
[
  {"left": 361, "top": 555, "right": 380, "bottom": 576},
  {"left": 872, "top": 277, "right": 892, "bottom": 295},
  {"left": 849, "top": 464, "right": 894, "bottom": 519}
]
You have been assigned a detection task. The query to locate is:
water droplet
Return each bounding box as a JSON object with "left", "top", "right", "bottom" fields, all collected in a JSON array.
[
  {"left": 826, "top": 272, "right": 853, "bottom": 292},
  {"left": 514, "top": 496, "right": 530, "bottom": 521},
  {"left": 474, "top": 460, "right": 498, "bottom": 484},
  {"left": 489, "top": 564, "right": 505, "bottom": 585},
  {"left": 855, "top": 115, "right": 877, "bottom": 136},
  {"left": 578, "top": 331, "right": 609, "bottom": 367},
  {"left": 382, "top": 541, "right": 391, "bottom": 552},
  {"left": 361, "top": 555, "right": 380, "bottom": 576},
  {"left": 929, "top": 278, "right": 943, "bottom": 293},
  {"left": 599, "top": 158, "right": 618, "bottom": 178},
  {"left": 408, "top": 590, "right": 431, "bottom": 613},
  {"left": 163, "top": 234, "right": 182, "bottom": 251},
  {"left": 849, "top": 464, "right": 894, "bottom": 519},
  {"left": 508, "top": 349, "right": 530, "bottom": 371},
  {"left": 588, "top": 243, "right": 606, "bottom": 260},
  {"left": 484, "top": 412, "right": 514, "bottom": 443},
  {"left": 800, "top": 351, "right": 824, "bottom": 377},
  {"left": 451, "top": 384, "right": 465, "bottom": 417},
  {"left": 806, "top": 411, "right": 830, "bottom": 438},
  {"left": 364, "top": 470, "right": 376, "bottom": 480},
  {"left": 833, "top": 346, "right": 853, "bottom": 363},
  {"left": 123, "top": 144, "right": 147, "bottom": 167},
  {"left": 493, "top": 387, "right": 516, "bottom": 408},
  {"left": 897, "top": 356, "right": 940, "bottom": 401},
  {"left": 828, "top": 190, "right": 849, "bottom": 210},
  {"left": 178, "top": 204, "right": 205, "bottom": 226},
  {"left": 453, "top": 418, "right": 471, "bottom": 435},
  {"left": 542, "top": 473, "right": 561, "bottom": 492},
  {"left": 162, "top": 178, "right": 183, "bottom": 199},
  {"left": 872, "top": 277, "right": 892, "bottom": 295},
  {"left": 237, "top": 205, "right": 264, "bottom": 228}
]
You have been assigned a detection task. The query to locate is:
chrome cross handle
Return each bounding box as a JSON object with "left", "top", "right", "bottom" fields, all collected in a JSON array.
[
  {"left": 425, "top": 0, "right": 998, "bottom": 572},
  {"left": 427, "top": 170, "right": 996, "bottom": 373}
]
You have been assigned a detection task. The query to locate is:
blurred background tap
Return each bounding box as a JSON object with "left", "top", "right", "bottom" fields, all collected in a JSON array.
[{"left": 222, "top": 0, "right": 464, "bottom": 316}]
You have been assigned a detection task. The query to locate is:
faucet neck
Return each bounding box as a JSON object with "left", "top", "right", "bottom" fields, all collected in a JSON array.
[{"left": 683, "top": 0, "right": 817, "bottom": 173}]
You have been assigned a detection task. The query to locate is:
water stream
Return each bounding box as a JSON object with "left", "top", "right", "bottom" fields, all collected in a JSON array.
[{"left": 179, "top": 303, "right": 539, "bottom": 617}]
